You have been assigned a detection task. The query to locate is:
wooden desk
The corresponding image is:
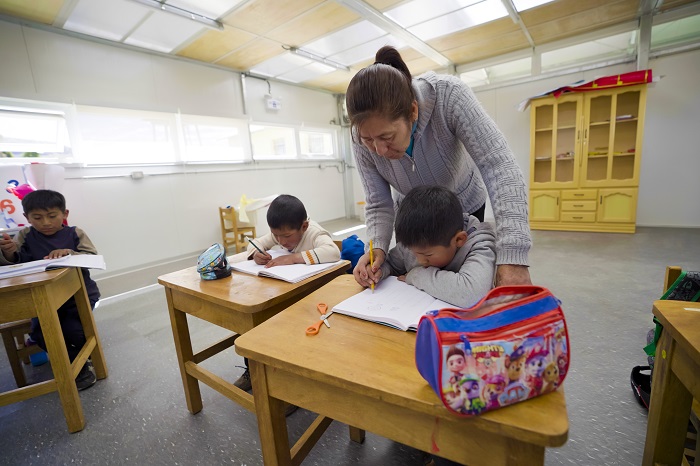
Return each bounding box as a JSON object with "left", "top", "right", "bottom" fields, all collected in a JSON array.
[
  {"left": 157, "top": 261, "right": 349, "bottom": 414},
  {"left": 643, "top": 299, "right": 700, "bottom": 466},
  {"left": 235, "top": 275, "right": 569, "bottom": 466},
  {"left": 0, "top": 268, "right": 108, "bottom": 433}
]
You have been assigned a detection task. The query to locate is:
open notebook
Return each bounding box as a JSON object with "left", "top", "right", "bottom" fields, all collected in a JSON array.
[
  {"left": 0, "top": 254, "right": 106, "bottom": 280},
  {"left": 229, "top": 249, "right": 342, "bottom": 284},
  {"left": 332, "top": 276, "right": 458, "bottom": 331}
]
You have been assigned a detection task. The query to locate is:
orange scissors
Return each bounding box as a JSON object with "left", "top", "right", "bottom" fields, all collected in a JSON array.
[{"left": 306, "top": 303, "right": 333, "bottom": 335}]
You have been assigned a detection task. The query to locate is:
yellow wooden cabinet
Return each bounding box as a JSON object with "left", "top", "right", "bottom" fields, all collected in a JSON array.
[{"left": 529, "top": 84, "right": 647, "bottom": 233}]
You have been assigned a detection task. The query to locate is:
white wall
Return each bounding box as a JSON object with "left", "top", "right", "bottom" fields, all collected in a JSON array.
[
  {"left": 0, "top": 21, "right": 346, "bottom": 293},
  {"left": 472, "top": 51, "right": 700, "bottom": 227}
]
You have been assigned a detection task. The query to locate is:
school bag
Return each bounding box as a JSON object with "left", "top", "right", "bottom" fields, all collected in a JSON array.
[
  {"left": 415, "top": 285, "right": 570, "bottom": 416},
  {"left": 631, "top": 270, "right": 700, "bottom": 410},
  {"left": 196, "top": 243, "right": 232, "bottom": 280},
  {"left": 340, "top": 234, "right": 365, "bottom": 273}
]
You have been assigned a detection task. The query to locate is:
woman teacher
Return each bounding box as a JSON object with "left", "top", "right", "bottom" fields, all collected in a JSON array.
[{"left": 348, "top": 46, "right": 532, "bottom": 288}]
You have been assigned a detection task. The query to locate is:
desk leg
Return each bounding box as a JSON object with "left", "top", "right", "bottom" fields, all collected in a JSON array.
[
  {"left": 642, "top": 331, "right": 693, "bottom": 466},
  {"left": 74, "top": 270, "right": 108, "bottom": 379},
  {"left": 249, "top": 360, "right": 292, "bottom": 466},
  {"left": 34, "top": 287, "right": 85, "bottom": 433},
  {"left": 164, "top": 288, "right": 202, "bottom": 414}
]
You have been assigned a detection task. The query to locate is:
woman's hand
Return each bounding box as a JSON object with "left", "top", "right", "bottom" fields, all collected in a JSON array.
[
  {"left": 353, "top": 249, "right": 386, "bottom": 288},
  {"left": 495, "top": 264, "right": 532, "bottom": 287}
]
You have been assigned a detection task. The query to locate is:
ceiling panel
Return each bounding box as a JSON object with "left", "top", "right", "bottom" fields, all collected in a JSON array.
[
  {"left": 1, "top": 0, "right": 699, "bottom": 96},
  {"left": 265, "top": 2, "right": 360, "bottom": 47},
  {"left": 223, "top": 0, "right": 324, "bottom": 35},
  {"left": 524, "top": 0, "right": 639, "bottom": 44},
  {"left": 214, "top": 37, "right": 283, "bottom": 71},
  {"left": 428, "top": 17, "right": 522, "bottom": 53},
  {"left": 168, "top": 0, "right": 245, "bottom": 19},
  {"left": 0, "top": 0, "right": 63, "bottom": 25},
  {"left": 64, "top": 0, "right": 149, "bottom": 42},
  {"left": 303, "top": 20, "right": 386, "bottom": 57},
  {"left": 177, "top": 26, "right": 256, "bottom": 62},
  {"left": 124, "top": 10, "right": 206, "bottom": 53}
]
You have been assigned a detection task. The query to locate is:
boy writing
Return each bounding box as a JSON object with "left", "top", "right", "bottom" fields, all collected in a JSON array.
[
  {"left": 234, "top": 194, "right": 339, "bottom": 398},
  {"left": 0, "top": 190, "right": 100, "bottom": 390},
  {"left": 245, "top": 194, "right": 340, "bottom": 267},
  {"left": 358, "top": 185, "right": 496, "bottom": 308}
]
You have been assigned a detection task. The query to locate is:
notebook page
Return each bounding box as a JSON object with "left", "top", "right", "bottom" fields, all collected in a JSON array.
[{"left": 332, "top": 276, "right": 453, "bottom": 331}]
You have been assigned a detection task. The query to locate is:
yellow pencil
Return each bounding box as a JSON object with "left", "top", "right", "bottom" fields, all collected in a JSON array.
[{"left": 369, "top": 239, "right": 375, "bottom": 293}]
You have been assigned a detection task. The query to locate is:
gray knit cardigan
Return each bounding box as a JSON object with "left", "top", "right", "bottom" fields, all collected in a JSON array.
[{"left": 352, "top": 71, "right": 531, "bottom": 266}]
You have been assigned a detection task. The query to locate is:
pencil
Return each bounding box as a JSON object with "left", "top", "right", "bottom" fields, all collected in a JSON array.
[
  {"left": 247, "top": 237, "right": 267, "bottom": 256},
  {"left": 369, "top": 239, "right": 375, "bottom": 293}
]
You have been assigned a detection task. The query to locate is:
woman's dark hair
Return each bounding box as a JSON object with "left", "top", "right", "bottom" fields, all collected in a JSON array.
[
  {"left": 21, "top": 189, "right": 66, "bottom": 214},
  {"left": 345, "top": 46, "right": 415, "bottom": 138},
  {"left": 395, "top": 186, "right": 464, "bottom": 248},
  {"left": 266, "top": 194, "right": 307, "bottom": 230}
]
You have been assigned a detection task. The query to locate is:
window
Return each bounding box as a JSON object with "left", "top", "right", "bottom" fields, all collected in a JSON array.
[
  {"left": 76, "top": 106, "right": 177, "bottom": 165},
  {"left": 652, "top": 13, "right": 700, "bottom": 51},
  {"left": 179, "top": 114, "right": 250, "bottom": 163},
  {"left": 0, "top": 105, "right": 72, "bottom": 162},
  {"left": 460, "top": 57, "right": 532, "bottom": 87},
  {"left": 250, "top": 124, "right": 297, "bottom": 160},
  {"left": 541, "top": 31, "right": 636, "bottom": 73},
  {"left": 299, "top": 130, "right": 335, "bottom": 159}
]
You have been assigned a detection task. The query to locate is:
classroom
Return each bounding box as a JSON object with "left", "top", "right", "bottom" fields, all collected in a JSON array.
[{"left": 1, "top": 0, "right": 699, "bottom": 465}]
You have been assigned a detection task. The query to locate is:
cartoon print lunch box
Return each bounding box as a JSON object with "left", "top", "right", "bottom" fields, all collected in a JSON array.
[{"left": 415, "top": 285, "right": 570, "bottom": 416}]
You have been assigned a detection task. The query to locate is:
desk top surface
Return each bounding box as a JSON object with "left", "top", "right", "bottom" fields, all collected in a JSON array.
[
  {"left": 236, "top": 275, "right": 569, "bottom": 447},
  {"left": 0, "top": 267, "right": 69, "bottom": 292},
  {"left": 652, "top": 299, "right": 700, "bottom": 363},
  {"left": 157, "top": 261, "right": 350, "bottom": 314}
]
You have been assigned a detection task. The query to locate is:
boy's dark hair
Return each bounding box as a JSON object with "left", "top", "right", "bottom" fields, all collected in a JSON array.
[
  {"left": 266, "top": 194, "right": 307, "bottom": 230},
  {"left": 21, "top": 189, "right": 66, "bottom": 214},
  {"left": 395, "top": 186, "right": 464, "bottom": 248}
]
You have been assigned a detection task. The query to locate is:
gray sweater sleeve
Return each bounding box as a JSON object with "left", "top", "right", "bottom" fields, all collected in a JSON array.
[
  {"left": 440, "top": 76, "right": 531, "bottom": 266},
  {"left": 353, "top": 142, "right": 397, "bottom": 254}
]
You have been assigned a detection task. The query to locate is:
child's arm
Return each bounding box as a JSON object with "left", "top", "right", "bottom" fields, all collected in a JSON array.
[
  {"left": 0, "top": 232, "right": 19, "bottom": 263},
  {"left": 405, "top": 227, "right": 497, "bottom": 308},
  {"left": 379, "top": 245, "right": 408, "bottom": 282},
  {"left": 45, "top": 227, "right": 98, "bottom": 259},
  {"left": 299, "top": 232, "right": 340, "bottom": 265},
  {"left": 245, "top": 233, "right": 275, "bottom": 264}
]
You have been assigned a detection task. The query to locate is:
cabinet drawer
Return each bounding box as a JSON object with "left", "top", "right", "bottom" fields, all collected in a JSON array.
[
  {"left": 561, "top": 189, "right": 597, "bottom": 200},
  {"left": 561, "top": 212, "right": 596, "bottom": 222},
  {"left": 562, "top": 200, "right": 597, "bottom": 211}
]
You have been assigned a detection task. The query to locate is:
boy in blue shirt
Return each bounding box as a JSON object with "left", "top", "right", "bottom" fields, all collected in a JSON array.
[{"left": 0, "top": 190, "right": 100, "bottom": 390}]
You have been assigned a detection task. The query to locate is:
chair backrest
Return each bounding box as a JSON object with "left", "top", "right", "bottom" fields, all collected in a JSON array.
[
  {"left": 663, "top": 266, "right": 682, "bottom": 294},
  {"left": 219, "top": 206, "right": 256, "bottom": 253}
]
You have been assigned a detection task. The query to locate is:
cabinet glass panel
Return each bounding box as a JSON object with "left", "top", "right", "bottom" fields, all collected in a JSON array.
[
  {"left": 586, "top": 95, "right": 612, "bottom": 182},
  {"left": 533, "top": 104, "right": 553, "bottom": 183},
  {"left": 611, "top": 90, "right": 640, "bottom": 180},
  {"left": 555, "top": 101, "right": 576, "bottom": 183}
]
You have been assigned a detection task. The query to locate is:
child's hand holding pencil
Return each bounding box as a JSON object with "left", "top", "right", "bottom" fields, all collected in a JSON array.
[{"left": 247, "top": 237, "right": 272, "bottom": 265}]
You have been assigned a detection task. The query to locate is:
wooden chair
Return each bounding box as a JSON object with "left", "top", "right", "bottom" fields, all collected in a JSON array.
[
  {"left": 219, "top": 206, "right": 256, "bottom": 254},
  {"left": 0, "top": 319, "right": 43, "bottom": 387},
  {"left": 663, "top": 266, "right": 700, "bottom": 466}
]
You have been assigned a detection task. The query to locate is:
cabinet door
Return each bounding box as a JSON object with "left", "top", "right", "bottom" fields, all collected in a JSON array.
[
  {"left": 530, "top": 190, "right": 560, "bottom": 222},
  {"left": 581, "top": 86, "right": 646, "bottom": 188},
  {"left": 598, "top": 188, "right": 637, "bottom": 223},
  {"left": 530, "top": 95, "right": 582, "bottom": 189}
]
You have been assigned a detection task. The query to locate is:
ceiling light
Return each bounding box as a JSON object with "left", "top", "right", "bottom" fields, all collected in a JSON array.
[
  {"left": 288, "top": 47, "right": 350, "bottom": 72},
  {"left": 129, "top": 0, "right": 224, "bottom": 31}
]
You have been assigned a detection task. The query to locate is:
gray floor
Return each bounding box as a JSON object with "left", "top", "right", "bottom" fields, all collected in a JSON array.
[{"left": 1, "top": 225, "right": 699, "bottom": 465}]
